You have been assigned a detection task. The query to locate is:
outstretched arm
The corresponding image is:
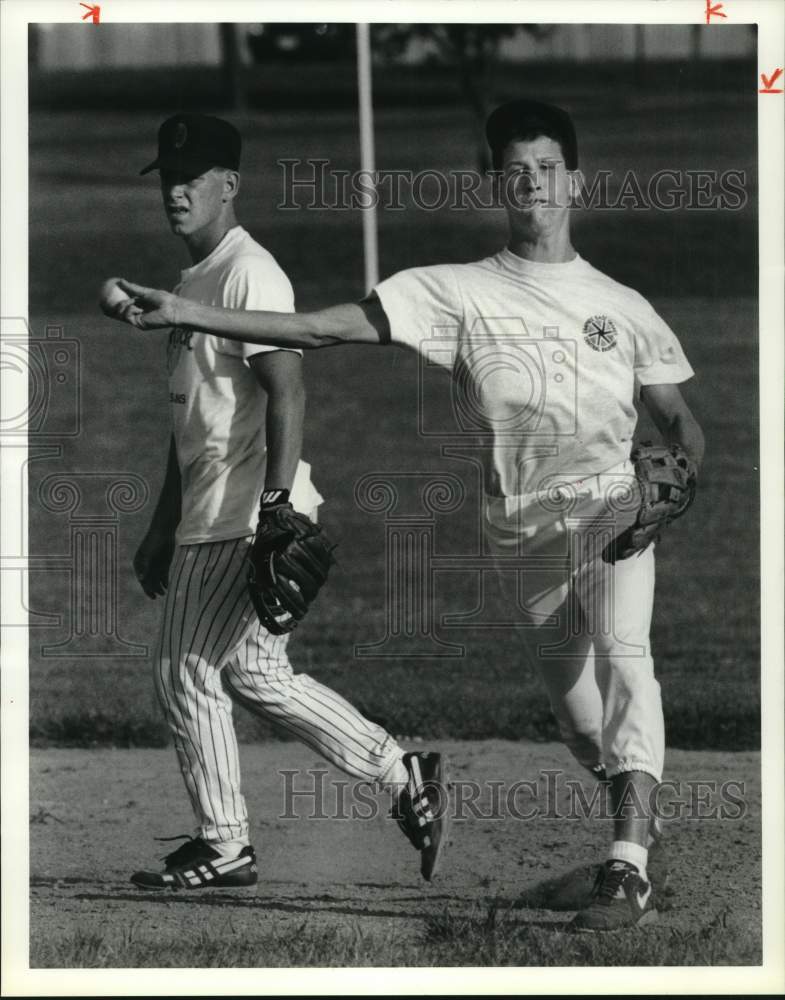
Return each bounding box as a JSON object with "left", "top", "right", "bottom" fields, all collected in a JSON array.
[{"left": 115, "top": 280, "right": 390, "bottom": 349}]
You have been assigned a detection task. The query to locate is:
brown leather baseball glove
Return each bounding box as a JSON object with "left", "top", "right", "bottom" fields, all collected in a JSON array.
[{"left": 602, "top": 442, "right": 698, "bottom": 564}]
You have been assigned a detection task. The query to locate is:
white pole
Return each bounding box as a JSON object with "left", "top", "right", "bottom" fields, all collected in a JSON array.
[{"left": 355, "top": 23, "right": 379, "bottom": 294}]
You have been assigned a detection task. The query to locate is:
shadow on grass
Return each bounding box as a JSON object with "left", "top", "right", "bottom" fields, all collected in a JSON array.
[{"left": 30, "top": 899, "right": 760, "bottom": 968}]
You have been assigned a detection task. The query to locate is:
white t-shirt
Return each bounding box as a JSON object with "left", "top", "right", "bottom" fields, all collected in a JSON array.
[
  {"left": 374, "top": 248, "right": 694, "bottom": 497},
  {"left": 168, "top": 225, "right": 323, "bottom": 545}
]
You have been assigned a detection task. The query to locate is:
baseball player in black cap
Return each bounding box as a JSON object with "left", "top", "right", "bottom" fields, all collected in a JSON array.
[
  {"left": 114, "top": 113, "right": 449, "bottom": 891},
  {"left": 113, "top": 100, "right": 704, "bottom": 929}
]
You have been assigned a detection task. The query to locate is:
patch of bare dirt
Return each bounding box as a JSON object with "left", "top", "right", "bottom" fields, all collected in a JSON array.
[{"left": 27, "top": 741, "right": 761, "bottom": 964}]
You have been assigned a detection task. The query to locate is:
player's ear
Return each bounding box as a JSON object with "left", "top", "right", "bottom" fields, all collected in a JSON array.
[{"left": 222, "top": 169, "right": 240, "bottom": 202}]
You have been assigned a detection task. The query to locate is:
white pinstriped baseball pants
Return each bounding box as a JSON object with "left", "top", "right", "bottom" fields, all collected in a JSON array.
[
  {"left": 154, "top": 536, "right": 402, "bottom": 842},
  {"left": 484, "top": 461, "right": 665, "bottom": 783}
]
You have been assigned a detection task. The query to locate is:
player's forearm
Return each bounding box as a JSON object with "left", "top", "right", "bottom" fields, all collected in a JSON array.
[
  {"left": 263, "top": 384, "right": 306, "bottom": 492},
  {"left": 665, "top": 412, "right": 705, "bottom": 469},
  {"left": 149, "top": 436, "right": 182, "bottom": 531},
  {"left": 178, "top": 299, "right": 356, "bottom": 349}
]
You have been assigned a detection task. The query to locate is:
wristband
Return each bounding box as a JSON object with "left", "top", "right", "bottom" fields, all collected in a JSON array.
[{"left": 260, "top": 488, "right": 290, "bottom": 509}]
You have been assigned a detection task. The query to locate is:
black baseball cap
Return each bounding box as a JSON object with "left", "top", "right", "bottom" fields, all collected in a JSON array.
[
  {"left": 485, "top": 100, "right": 578, "bottom": 172},
  {"left": 140, "top": 113, "right": 242, "bottom": 176}
]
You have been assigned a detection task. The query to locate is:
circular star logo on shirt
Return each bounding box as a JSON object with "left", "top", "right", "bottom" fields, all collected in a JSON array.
[{"left": 583, "top": 315, "right": 618, "bottom": 352}]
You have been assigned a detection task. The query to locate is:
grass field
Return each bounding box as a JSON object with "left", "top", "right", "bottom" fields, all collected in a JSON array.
[
  {"left": 33, "top": 904, "right": 759, "bottom": 968},
  {"left": 26, "top": 101, "right": 759, "bottom": 751}
]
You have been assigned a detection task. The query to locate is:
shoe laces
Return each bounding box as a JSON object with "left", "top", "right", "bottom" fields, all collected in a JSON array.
[
  {"left": 595, "top": 860, "right": 637, "bottom": 902},
  {"left": 154, "top": 834, "right": 208, "bottom": 866}
]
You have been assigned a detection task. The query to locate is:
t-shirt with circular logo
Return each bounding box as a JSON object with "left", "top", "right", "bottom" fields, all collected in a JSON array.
[{"left": 373, "top": 248, "right": 694, "bottom": 498}]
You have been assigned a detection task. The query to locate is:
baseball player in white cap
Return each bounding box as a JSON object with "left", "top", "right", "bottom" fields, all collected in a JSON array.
[
  {"left": 106, "top": 113, "right": 449, "bottom": 891},
  {"left": 114, "top": 100, "right": 704, "bottom": 929}
]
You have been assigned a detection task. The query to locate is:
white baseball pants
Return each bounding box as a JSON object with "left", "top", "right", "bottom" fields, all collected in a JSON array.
[
  {"left": 484, "top": 461, "right": 665, "bottom": 783},
  {"left": 154, "top": 536, "right": 402, "bottom": 842}
]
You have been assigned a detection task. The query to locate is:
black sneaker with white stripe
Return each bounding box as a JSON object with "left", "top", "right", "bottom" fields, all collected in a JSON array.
[
  {"left": 570, "top": 859, "right": 657, "bottom": 931},
  {"left": 130, "top": 836, "right": 258, "bottom": 891},
  {"left": 394, "top": 751, "right": 449, "bottom": 882}
]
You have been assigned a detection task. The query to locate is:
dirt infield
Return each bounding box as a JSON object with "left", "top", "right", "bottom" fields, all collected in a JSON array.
[{"left": 28, "top": 740, "right": 761, "bottom": 967}]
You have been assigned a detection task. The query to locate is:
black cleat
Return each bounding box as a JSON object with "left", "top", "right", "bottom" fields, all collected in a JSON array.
[
  {"left": 570, "top": 859, "right": 657, "bottom": 931},
  {"left": 130, "top": 836, "right": 257, "bottom": 891},
  {"left": 394, "top": 751, "right": 450, "bottom": 882}
]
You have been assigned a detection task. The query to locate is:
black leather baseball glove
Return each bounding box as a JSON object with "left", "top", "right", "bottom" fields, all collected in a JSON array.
[
  {"left": 247, "top": 500, "right": 336, "bottom": 635},
  {"left": 602, "top": 442, "right": 698, "bottom": 564}
]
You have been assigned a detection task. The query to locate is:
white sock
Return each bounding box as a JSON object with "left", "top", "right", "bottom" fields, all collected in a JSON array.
[
  {"left": 379, "top": 754, "right": 409, "bottom": 799},
  {"left": 608, "top": 840, "right": 648, "bottom": 884},
  {"left": 209, "top": 837, "right": 250, "bottom": 860}
]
